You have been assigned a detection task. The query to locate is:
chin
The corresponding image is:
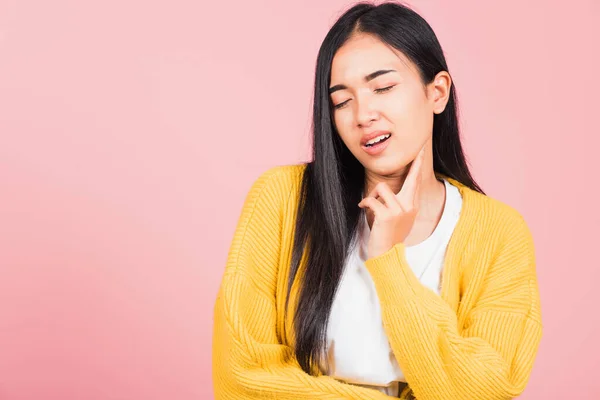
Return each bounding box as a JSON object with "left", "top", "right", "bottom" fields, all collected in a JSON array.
[{"left": 364, "top": 157, "right": 407, "bottom": 177}]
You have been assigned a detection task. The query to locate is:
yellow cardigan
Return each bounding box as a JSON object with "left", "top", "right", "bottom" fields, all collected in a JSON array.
[{"left": 212, "top": 164, "right": 542, "bottom": 400}]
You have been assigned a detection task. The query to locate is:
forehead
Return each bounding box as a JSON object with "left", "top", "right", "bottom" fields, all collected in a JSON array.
[{"left": 330, "top": 33, "right": 414, "bottom": 82}]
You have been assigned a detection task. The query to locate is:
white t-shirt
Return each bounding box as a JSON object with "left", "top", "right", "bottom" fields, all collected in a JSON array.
[{"left": 322, "top": 178, "right": 463, "bottom": 396}]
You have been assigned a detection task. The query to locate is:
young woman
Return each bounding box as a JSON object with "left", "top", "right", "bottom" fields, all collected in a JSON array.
[{"left": 212, "top": 2, "right": 542, "bottom": 399}]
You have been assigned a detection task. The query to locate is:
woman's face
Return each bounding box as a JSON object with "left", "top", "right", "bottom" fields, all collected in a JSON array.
[{"left": 329, "top": 33, "right": 449, "bottom": 176}]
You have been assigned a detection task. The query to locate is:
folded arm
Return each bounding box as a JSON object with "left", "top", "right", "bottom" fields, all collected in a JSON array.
[
  {"left": 212, "top": 167, "right": 395, "bottom": 399},
  {"left": 365, "top": 213, "right": 543, "bottom": 400}
]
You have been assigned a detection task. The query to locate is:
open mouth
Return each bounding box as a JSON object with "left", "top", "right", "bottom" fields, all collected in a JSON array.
[{"left": 364, "top": 133, "right": 391, "bottom": 147}]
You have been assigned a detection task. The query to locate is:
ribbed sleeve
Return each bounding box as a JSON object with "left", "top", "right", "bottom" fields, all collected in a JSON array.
[
  {"left": 212, "top": 166, "right": 395, "bottom": 399},
  {"left": 364, "top": 207, "right": 543, "bottom": 400}
]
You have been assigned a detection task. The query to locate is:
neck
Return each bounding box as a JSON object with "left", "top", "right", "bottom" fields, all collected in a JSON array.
[{"left": 363, "top": 158, "right": 445, "bottom": 221}]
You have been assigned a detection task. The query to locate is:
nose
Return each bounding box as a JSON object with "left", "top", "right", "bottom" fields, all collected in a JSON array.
[{"left": 355, "top": 95, "right": 380, "bottom": 128}]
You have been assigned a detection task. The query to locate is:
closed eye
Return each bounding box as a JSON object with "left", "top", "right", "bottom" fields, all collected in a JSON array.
[
  {"left": 333, "top": 100, "right": 350, "bottom": 110},
  {"left": 375, "top": 85, "right": 395, "bottom": 93},
  {"left": 333, "top": 85, "right": 396, "bottom": 110}
]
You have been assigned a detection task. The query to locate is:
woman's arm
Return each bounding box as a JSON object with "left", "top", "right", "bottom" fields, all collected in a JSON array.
[
  {"left": 212, "top": 167, "right": 394, "bottom": 400},
  {"left": 364, "top": 213, "right": 543, "bottom": 400}
]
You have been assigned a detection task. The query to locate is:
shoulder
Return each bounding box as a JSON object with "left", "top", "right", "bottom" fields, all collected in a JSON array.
[
  {"left": 253, "top": 163, "right": 306, "bottom": 188},
  {"left": 460, "top": 185, "right": 534, "bottom": 250},
  {"left": 239, "top": 163, "right": 307, "bottom": 220},
  {"left": 247, "top": 163, "right": 306, "bottom": 201}
]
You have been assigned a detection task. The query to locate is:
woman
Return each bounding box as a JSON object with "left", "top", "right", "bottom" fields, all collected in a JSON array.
[{"left": 212, "top": 2, "right": 542, "bottom": 399}]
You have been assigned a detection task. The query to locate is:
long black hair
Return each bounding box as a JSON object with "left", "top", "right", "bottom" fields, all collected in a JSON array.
[{"left": 286, "top": 1, "right": 486, "bottom": 375}]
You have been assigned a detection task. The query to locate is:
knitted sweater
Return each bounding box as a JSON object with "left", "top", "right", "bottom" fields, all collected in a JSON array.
[{"left": 212, "top": 164, "right": 543, "bottom": 400}]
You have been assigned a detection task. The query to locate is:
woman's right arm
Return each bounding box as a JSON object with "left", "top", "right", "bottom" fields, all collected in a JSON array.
[{"left": 212, "top": 166, "right": 393, "bottom": 400}]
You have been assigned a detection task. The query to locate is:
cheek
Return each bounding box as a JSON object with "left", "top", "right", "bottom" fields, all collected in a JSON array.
[
  {"left": 333, "top": 112, "right": 356, "bottom": 145},
  {"left": 386, "top": 91, "right": 431, "bottom": 134},
  {"left": 383, "top": 90, "right": 416, "bottom": 119},
  {"left": 334, "top": 110, "right": 352, "bottom": 128}
]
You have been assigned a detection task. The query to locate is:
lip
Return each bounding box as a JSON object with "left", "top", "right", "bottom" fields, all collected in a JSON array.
[
  {"left": 360, "top": 131, "right": 392, "bottom": 146},
  {"left": 361, "top": 131, "right": 392, "bottom": 156}
]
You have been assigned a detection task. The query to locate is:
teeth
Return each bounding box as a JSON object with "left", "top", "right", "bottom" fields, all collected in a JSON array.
[{"left": 366, "top": 134, "right": 390, "bottom": 146}]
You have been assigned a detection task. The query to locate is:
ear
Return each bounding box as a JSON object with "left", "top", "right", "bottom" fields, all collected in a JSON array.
[{"left": 429, "top": 71, "right": 452, "bottom": 114}]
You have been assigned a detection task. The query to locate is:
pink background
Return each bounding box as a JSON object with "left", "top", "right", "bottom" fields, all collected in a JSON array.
[{"left": 0, "top": 0, "right": 598, "bottom": 398}]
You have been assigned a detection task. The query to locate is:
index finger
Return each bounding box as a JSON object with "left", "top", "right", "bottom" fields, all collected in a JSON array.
[{"left": 397, "top": 145, "right": 425, "bottom": 206}]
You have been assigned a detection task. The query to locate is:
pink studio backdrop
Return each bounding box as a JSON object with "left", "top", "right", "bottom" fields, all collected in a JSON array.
[{"left": 0, "top": 0, "right": 598, "bottom": 399}]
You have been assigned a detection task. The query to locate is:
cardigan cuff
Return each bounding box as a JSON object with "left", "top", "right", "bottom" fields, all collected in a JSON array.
[{"left": 364, "top": 242, "right": 427, "bottom": 299}]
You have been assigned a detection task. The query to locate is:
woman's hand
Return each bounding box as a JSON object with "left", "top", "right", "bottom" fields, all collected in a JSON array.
[{"left": 358, "top": 145, "right": 426, "bottom": 259}]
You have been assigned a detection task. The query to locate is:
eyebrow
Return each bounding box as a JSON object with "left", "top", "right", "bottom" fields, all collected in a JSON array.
[{"left": 328, "top": 69, "right": 396, "bottom": 94}]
